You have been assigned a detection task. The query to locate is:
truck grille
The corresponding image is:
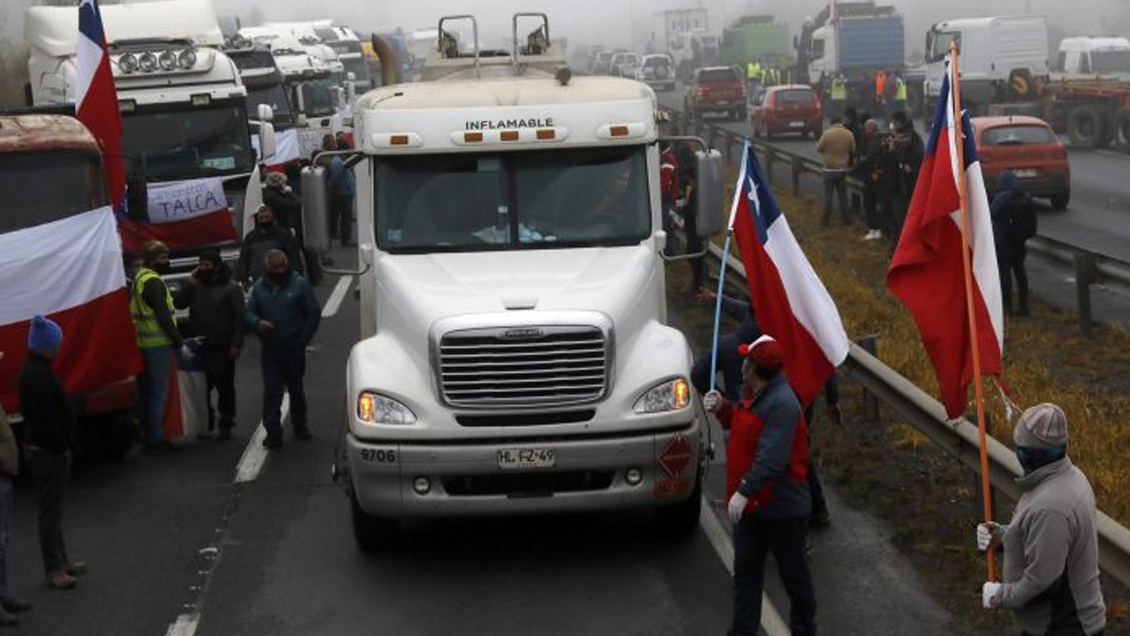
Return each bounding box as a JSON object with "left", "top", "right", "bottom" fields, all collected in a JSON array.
[{"left": 437, "top": 325, "right": 610, "bottom": 408}]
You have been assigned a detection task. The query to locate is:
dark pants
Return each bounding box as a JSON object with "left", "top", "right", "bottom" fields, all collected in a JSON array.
[
  {"left": 684, "top": 206, "right": 705, "bottom": 289},
  {"left": 822, "top": 172, "right": 849, "bottom": 223},
  {"left": 0, "top": 476, "right": 11, "bottom": 599},
  {"left": 331, "top": 194, "right": 353, "bottom": 245},
  {"left": 26, "top": 449, "right": 70, "bottom": 575},
  {"left": 261, "top": 347, "right": 309, "bottom": 438},
  {"left": 732, "top": 515, "right": 817, "bottom": 636},
  {"left": 997, "top": 245, "right": 1029, "bottom": 314},
  {"left": 862, "top": 182, "right": 881, "bottom": 231},
  {"left": 202, "top": 345, "right": 237, "bottom": 431},
  {"left": 802, "top": 405, "right": 828, "bottom": 518}
]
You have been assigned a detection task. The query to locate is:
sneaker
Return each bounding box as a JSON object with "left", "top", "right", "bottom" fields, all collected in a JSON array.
[
  {"left": 294, "top": 427, "right": 313, "bottom": 441},
  {"left": 63, "top": 561, "right": 88, "bottom": 576},
  {"left": 46, "top": 571, "right": 76, "bottom": 590},
  {"left": 1, "top": 598, "right": 31, "bottom": 613},
  {"left": 262, "top": 434, "right": 283, "bottom": 450}
]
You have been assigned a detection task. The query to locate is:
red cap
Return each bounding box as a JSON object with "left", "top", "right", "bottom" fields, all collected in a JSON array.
[{"left": 737, "top": 335, "right": 784, "bottom": 371}]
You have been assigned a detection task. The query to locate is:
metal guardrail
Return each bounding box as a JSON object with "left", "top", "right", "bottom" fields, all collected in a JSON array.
[
  {"left": 664, "top": 107, "right": 1130, "bottom": 336},
  {"left": 704, "top": 241, "right": 1130, "bottom": 589}
]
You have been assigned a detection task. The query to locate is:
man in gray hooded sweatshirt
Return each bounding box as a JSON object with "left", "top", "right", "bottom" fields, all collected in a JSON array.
[{"left": 978, "top": 403, "right": 1105, "bottom": 636}]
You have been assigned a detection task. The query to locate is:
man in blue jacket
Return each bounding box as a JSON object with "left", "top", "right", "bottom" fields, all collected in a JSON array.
[{"left": 245, "top": 250, "right": 321, "bottom": 449}]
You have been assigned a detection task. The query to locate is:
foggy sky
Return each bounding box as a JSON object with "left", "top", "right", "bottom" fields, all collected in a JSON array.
[{"left": 3, "top": 0, "right": 1130, "bottom": 106}]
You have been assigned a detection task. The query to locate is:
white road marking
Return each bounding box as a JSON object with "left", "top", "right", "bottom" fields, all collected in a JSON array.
[
  {"left": 234, "top": 395, "right": 289, "bottom": 484},
  {"left": 700, "top": 498, "right": 791, "bottom": 636},
  {"left": 322, "top": 275, "right": 353, "bottom": 318},
  {"left": 165, "top": 613, "right": 200, "bottom": 636}
]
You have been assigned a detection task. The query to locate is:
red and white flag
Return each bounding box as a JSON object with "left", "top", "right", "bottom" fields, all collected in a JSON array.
[
  {"left": 886, "top": 56, "right": 1003, "bottom": 419},
  {"left": 0, "top": 208, "right": 142, "bottom": 412},
  {"left": 75, "top": 0, "right": 125, "bottom": 210},
  {"left": 119, "top": 177, "right": 239, "bottom": 253},
  {"left": 728, "top": 144, "right": 850, "bottom": 408}
]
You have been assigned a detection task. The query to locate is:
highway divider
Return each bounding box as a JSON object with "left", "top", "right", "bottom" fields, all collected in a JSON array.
[{"left": 664, "top": 108, "right": 1130, "bottom": 336}]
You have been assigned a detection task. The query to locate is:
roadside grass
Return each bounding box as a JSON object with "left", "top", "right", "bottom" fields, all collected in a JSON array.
[{"left": 708, "top": 165, "right": 1130, "bottom": 525}]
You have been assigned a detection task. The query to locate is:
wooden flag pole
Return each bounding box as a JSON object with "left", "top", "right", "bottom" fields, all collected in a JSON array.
[{"left": 949, "top": 42, "right": 997, "bottom": 582}]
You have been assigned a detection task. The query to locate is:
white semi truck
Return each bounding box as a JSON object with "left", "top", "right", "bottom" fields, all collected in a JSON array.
[
  {"left": 319, "top": 14, "right": 723, "bottom": 548},
  {"left": 25, "top": 0, "right": 266, "bottom": 274}
]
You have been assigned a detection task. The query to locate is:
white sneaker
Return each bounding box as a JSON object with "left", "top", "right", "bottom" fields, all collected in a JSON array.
[{"left": 863, "top": 229, "right": 882, "bottom": 241}]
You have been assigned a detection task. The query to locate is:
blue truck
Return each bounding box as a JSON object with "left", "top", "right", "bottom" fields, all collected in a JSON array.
[{"left": 799, "top": 2, "right": 905, "bottom": 110}]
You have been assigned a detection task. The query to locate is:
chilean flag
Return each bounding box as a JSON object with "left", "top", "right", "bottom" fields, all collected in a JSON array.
[
  {"left": 118, "top": 177, "right": 239, "bottom": 254},
  {"left": 75, "top": 0, "right": 125, "bottom": 211},
  {"left": 886, "top": 57, "right": 1003, "bottom": 419},
  {"left": 729, "top": 144, "right": 850, "bottom": 408},
  {"left": 0, "top": 208, "right": 143, "bottom": 413}
]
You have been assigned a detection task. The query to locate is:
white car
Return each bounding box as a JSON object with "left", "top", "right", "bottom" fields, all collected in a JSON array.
[
  {"left": 609, "top": 51, "right": 641, "bottom": 78},
  {"left": 637, "top": 54, "right": 676, "bottom": 91}
]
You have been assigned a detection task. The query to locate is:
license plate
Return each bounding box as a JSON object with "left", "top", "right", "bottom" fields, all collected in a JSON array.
[
  {"left": 1014, "top": 169, "right": 1037, "bottom": 178},
  {"left": 789, "top": 121, "right": 805, "bottom": 128},
  {"left": 715, "top": 101, "right": 732, "bottom": 107},
  {"left": 498, "top": 448, "right": 556, "bottom": 469}
]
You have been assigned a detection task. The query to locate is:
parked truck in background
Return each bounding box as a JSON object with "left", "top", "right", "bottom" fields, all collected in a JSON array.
[
  {"left": 799, "top": 1, "right": 905, "bottom": 109},
  {"left": 318, "top": 14, "right": 722, "bottom": 548},
  {"left": 0, "top": 115, "right": 138, "bottom": 457},
  {"left": 26, "top": 0, "right": 264, "bottom": 277},
  {"left": 923, "top": 15, "right": 1049, "bottom": 116},
  {"left": 1055, "top": 37, "right": 1130, "bottom": 79},
  {"left": 720, "top": 15, "right": 791, "bottom": 69},
  {"left": 650, "top": 9, "right": 719, "bottom": 80},
  {"left": 224, "top": 37, "right": 301, "bottom": 165}
]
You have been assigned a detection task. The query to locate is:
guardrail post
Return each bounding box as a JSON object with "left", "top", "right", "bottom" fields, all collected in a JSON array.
[
  {"left": 765, "top": 151, "right": 776, "bottom": 184},
  {"left": 858, "top": 335, "right": 880, "bottom": 422},
  {"left": 1075, "top": 251, "right": 1096, "bottom": 336},
  {"left": 791, "top": 156, "right": 803, "bottom": 197}
]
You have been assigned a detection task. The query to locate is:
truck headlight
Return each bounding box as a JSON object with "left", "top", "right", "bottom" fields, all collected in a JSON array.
[
  {"left": 357, "top": 391, "right": 417, "bottom": 425},
  {"left": 633, "top": 378, "right": 691, "bottom": 414}
]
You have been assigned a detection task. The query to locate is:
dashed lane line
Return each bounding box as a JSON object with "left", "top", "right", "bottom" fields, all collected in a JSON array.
[
  {"left": 233, "top": 395, "right": 289, "bottom": 484},
  {"left": 699, "top": 498, "right": 791, "bottom": 636},
  {"left": 165, "top": 612, "right": 200, "bottom": 636},
  {"left": 322, "top": 275, "right": 353, "bottom": 318}
]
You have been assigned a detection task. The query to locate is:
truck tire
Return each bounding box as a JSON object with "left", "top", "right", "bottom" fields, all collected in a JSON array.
[
  {"left": 654, "top": 474, "right": 702, "bottom": 536},
  {"left": 1067, "top": 105, "right": 1109, "bottom": 150},
  {"left": 1112, "top": 107, "right": 1130, "bottom": 154},
  {"left": 351, "top": 491, "right": 400, "bottom": 551}
]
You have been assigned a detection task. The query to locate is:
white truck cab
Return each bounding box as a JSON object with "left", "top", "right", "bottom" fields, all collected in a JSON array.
[
  {"left": 322, "top": 14, "right": 722, "bottom": 548},
  {"left": 1056, "top": 37, "right": 1130, "bottom": 79}
]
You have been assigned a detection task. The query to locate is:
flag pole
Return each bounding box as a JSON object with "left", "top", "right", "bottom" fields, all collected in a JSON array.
[
  {"left": 949, "top": 42, "right": 997, "bottom": 582},
  {"left": 709, "top": 228, "right": 735, "bottom": 394}
]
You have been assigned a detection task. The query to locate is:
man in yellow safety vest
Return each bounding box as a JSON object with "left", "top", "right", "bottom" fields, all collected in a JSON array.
[{"left": 130, "top": 240, "right": 186, "bottom": 451}]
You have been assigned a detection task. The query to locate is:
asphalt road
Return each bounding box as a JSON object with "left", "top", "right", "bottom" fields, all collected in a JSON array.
[
  {"left": 655, "top": 90, "right": 1130, "bottom": 329},
  {"left": 4, "top": 244, "right": 963, "bottom": 636}
]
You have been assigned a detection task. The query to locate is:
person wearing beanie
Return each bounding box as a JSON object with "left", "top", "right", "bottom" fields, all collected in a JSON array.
[
  {"left": 18, "top": 317, "right": 87, "bottom": 590},
  {"left": 130, "top": 240, "right": 185, "bottom": 452},
  {"left": 977, "top": 403, "right": 1106, "bottom": 635},
  {"left": 174, "top": 250, "right": 245, "bottom": 441},
  {"left": 703, "top": 335, "right": 816, "bottom": 636},
  {"left": 0, "top": 352, "right": 32, "bottom": 622}
]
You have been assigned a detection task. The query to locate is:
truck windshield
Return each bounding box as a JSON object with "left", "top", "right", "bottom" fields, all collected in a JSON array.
[
  {"left": 246, "top": 84, "right": 294, "bottom": 128},
  {"left": 296, "top": 80, "right": 337, "bottom": 117},
  {"left": 0, "top": 152, "right": 104, "bottom": 233},
  {"left": 376, "top": 147, "right": 650, "bottom": 253},
  {"left": 121, "top": 104, "right": 255, "bottom": 181},
  {"left": 1091, "top": 49, "right": 1130, "bottom": 73},
  {"left": 927, "top": 31, "right": 959, "bottom": 63}
]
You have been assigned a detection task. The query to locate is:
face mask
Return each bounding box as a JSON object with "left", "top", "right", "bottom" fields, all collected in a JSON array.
[
  {"left": 154, "top": 261, "right": 171, "bottom": 275},
  {"left": 1015, "top": 446, "right": 1066, "bottom": 475},
  {"left": 268, "top": 271, "right": 289, "bottom": 284}
]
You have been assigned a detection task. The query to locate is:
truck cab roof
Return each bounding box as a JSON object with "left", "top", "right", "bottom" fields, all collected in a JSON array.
[{"left": 0, "top": 115, "right": 100, "bottom": 155}]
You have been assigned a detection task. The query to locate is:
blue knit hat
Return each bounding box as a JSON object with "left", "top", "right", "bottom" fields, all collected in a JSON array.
[{"left": 28, "top": 315, "right": 63, "bottom": 354}]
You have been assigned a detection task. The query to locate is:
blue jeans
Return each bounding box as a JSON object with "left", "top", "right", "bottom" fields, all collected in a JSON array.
[
  {"left": 732, "top": 515, "right": 817, "bottom": 636},
  {"left": 261, "top": 347, "right": 308, "bottom": 438},
  {"left": 140, "top": 346, "right": 172, "bottom": 443}
]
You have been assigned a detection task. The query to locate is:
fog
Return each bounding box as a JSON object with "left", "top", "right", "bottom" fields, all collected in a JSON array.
[{"left": 3, "top": 0, "right": 1130, "bottom": 106}]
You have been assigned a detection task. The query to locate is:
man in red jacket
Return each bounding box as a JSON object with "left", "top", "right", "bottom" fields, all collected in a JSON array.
[{"left": 704, "top": 335, "right": 817, "bottom": 636}]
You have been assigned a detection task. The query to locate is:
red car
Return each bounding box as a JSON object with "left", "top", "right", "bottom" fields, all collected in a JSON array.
[
  {"left": 972, "top": 116, "right": 1071, "bottom": 210},
  {"left": 684, "top": 66, "right": 747, "bottom": 121},
  {"left": 750, "top": 85, "right": 824, "bottom": 140}
]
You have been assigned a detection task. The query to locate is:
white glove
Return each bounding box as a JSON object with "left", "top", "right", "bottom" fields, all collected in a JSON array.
[
  {"left": 703, "top": 390, "right": 724, "bottom": 413},
  {"left": 982, "top": 582, "right": 1003, "bottom": 609},
  {"left": 976, "top": 522, "right": 1004, "bottom": 551},
  {"left": 178, "top": 344, "right": 193, "bottom": 360},
  {"left": 728, "top": 492, "right": 749, "bottom": 524}
]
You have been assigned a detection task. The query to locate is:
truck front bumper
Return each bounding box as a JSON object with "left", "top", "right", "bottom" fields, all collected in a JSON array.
[{"left": 347, "top": 420, "right": 702, "bottom": 519}]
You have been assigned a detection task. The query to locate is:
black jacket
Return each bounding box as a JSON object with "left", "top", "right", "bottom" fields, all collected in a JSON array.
[
  {"left": 238, "top": 223, "right": 302, "bottom": 283},
  {"left": 262, "top": 186, "right": 303, "bottom": 235},
  {"left": 174, "top": 264, "right": 246, "bottom": 349},
  {"left": 18, "top": 352, "right": 76, "bottom": 453}
]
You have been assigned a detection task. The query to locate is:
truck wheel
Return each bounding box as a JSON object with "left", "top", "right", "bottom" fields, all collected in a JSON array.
[
  {"left": 654, "top": 475, "right": 702, "bottom": 536},
  {"left": 1067, "top": 106, "right": 1109, "bottom": 150},
  {"left": 1112, "top": 107, "right": 1130, "bottom": 154},
  {"left": 351, "top": 491, "right": 400, "bottom": 551},
  {"left": 1050, "top": 193, "right": 1070, "bottom": 211}
]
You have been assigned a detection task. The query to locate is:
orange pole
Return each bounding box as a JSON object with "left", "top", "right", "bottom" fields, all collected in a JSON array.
[{"left": 949, "top": 42, "right": 997, "bottom": 581}]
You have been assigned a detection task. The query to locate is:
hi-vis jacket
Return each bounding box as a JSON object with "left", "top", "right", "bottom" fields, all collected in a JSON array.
[{"left": 715, "top": 372, "right": 811, "bottom": 518}]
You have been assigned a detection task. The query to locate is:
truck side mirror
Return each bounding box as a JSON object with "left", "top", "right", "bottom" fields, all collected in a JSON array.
[
  {"left": 126, "top": 174, "right": 149, "bottom": 221},
  {"left": 300, "top": 165, "right": 332, "bottom": 253},
  {"left": 258, "top": 121, "right": 277, "bottom": 160},
  {"left": 296, "top": 113, "right": 308, "bottom": 128},
  {"left": 257, "top": 103, "right": 274, "bottom": 122},
  {"left": 695, "top": 149, "right": 724, "bottom": 239}
]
